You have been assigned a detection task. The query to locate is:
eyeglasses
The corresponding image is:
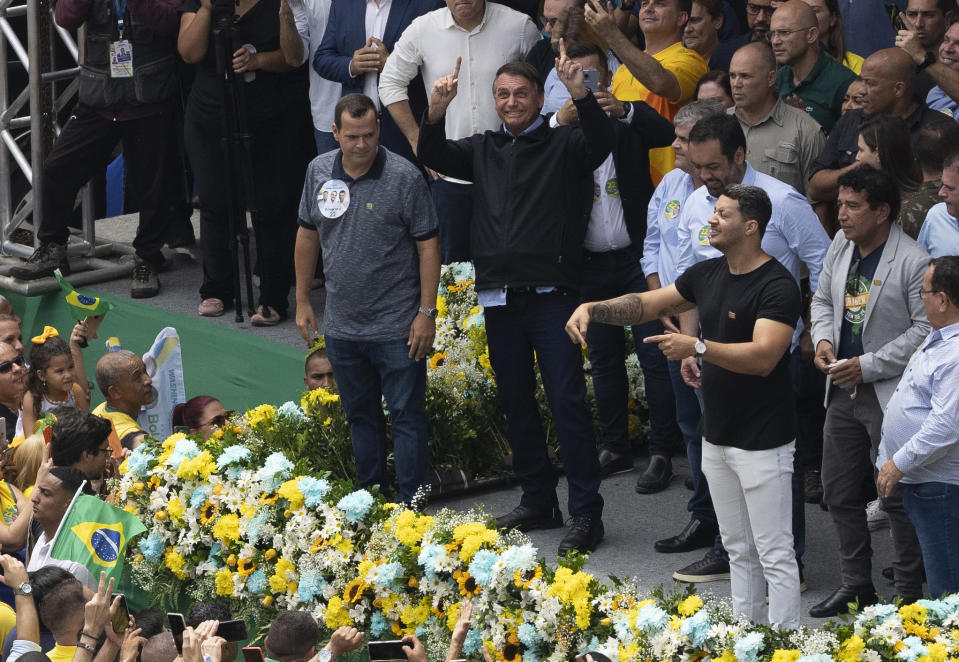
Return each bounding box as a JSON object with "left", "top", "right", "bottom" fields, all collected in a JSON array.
[
  {"left": 769, "top": 27, "right": 813, "bottom": 40},
  {"left": 746, "top": 3, "right": 775, "bottom": 15},
  {"left": 845, "top": 257, "right": 862, "bottom": 297},
  {"left": 541, "top": 15, "right": 558, "bottom": 27},
  {"left": 919, "top": 289, "right": 941, "bottom": 300},
  {"left": 202, "top": 411, "right": 236, "bottom": 428},
  {"left": 94, "top": 446, "right": 113, "bottom": 456},
  {"left": 0, "top": 355, "right": 25, "bottom": 374}
]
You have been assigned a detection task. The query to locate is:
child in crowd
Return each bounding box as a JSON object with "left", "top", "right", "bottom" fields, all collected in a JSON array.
[
  {"left": 20, "top": 325, "right": 89, "bottom": 436},
  {"left": 304, "top": 345, "right": 335, "bottom": 391}
]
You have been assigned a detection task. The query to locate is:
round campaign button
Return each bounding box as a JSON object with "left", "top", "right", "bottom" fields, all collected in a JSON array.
[{"left": 317, "top": 179, "right": 350, "bottom": 219}]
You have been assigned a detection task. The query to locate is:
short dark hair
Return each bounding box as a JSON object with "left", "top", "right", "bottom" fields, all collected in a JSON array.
[
  {"left": 916, "top": 118, "right": 959, "bottom": 175},
  {"left": 837, "top": 164, "right": 902, "bottom": 223},
  {"left": 566, "top": 42, "right": 608, "bottom": 73},
  {"left": 493, "top": 61, "right": 544, "bottom": 93},
  {"left": 676, "top": 0, "right": 693, "bottom": 13},
  {"left": 134, "top": 609, "right": 167, "bottom": 639},
  {"left": 941, "top": 129, "right": 959, "bottom": 172},
  {"left": 933, "top": 0, "right": 958, "bottom": 14},
  {"left": 48, "top": 465, "right": 87, "bottom": 496},
  {"left": 266, "top": 611, "right": 319, "bottom": 662},
  {"left": 186, "top": 601, "right": 233, "bottom": 628},
  {"left": 28, "top": 566, "right": 77, "bottom": 632},
  {"left": 37, "top": 578, "right": 86, "bottom": 634},
  {"left": 688, "top": 113, "right": 747, "bottom": 163},
  {"left": 333, "top": 94, "right": 377, "bottom": 129},
  {"left": 694, "top": 70, "right": 731, "bottom": 102},
  {"left": 721, "top": 184, "right": 773, "bottom": 237},
  {"left": 930, "top": 256, "right": 959, "bottom": 307},
  {"left": 694, "top": 0, "right": 723, "bottom": 18},
  {"left": 50, "top": 407, "right": 112, "bottom": 467}
]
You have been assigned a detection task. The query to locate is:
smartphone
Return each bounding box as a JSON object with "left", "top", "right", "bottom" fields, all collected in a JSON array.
[
  {"left": 583, "top": 68, "right": 600, "bottom": 93},
  {"left": 112, "top": 594, "right": 129, "bottom": 634},
  {"left": 243, "top": 647, "right": 266, "bottom": 662},
  {"left": 368, "top": 641, "right": 408, "bottom": 661},
  {"left": 827, "top": 358, "right": 848, "bottom": 369},
  {"left": 885, "top": 2, "right": 907, "bottom": 31},
  {"left": 168, "top": 613, "right": 185, "bottom": 654},
  {"left": 216, "top": 619, "right": 249, "bottom": 642}
]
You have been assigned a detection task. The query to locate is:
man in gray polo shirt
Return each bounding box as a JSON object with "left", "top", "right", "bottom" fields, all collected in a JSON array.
[{"left": 294, "top": 93, "right": 441, "bottom": 504}]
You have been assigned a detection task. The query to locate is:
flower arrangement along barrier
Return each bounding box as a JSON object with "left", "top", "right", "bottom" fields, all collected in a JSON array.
[{"left": 121, "top": 429, "right": 959, "bottom": 662}]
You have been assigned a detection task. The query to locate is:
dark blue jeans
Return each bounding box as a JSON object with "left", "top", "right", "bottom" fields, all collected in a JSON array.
[
  {"left": 902, "top": 481, "right": 959, "bottom": 597},
  {"left": 430, "top": 178, "right": 472, "bottom": 264},
  {"left": 325, "top": 336, "right": 429, "bottom": 503},
  {"left": 668, "top": 360, "right": 713, "bottom": 522},
  {"left": 580, "top": 249, "right": 681, "bottom": 457},
  {"left": 485, "top": 291, "right": 604, "bottom": 518}
]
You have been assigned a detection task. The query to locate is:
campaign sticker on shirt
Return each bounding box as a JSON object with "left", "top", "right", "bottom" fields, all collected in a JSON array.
[
  {"left": 698, "top": 225, "right": 710, "bottom": 245},
  {"left": 664, "top": 200, "right": 681, "bottom": 219},
  {"left": 605, "top": 177, "right": 619, "bottom": 198},
  {"left": 317, "top": 180, "right": 350, "bottom": 219}
]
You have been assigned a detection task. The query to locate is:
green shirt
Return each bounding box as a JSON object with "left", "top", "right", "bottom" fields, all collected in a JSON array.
[{"left": 775, "top": 50, "right": 857, "bottom": 133}]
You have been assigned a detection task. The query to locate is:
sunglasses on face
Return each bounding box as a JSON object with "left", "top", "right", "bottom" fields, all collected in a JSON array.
[
  {"left": 203, "top": 411, "right": 236, "bottom": 427},
  {"left": 0, "top": 356, "right": 25, "bottom": 374}
]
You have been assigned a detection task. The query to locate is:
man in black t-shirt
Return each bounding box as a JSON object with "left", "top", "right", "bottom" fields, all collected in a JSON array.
[{"left": 567, "top": 184, "right": 803, "bottom": 629}]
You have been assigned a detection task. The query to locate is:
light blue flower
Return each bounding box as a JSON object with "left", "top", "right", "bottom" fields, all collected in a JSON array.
[
  {"left": 277, "top": 401, "right": 306, "bottom": 424},
  {"left": 247, "top": 511, "right": 272, "bottom": 543},
  {"left": 634, "top": 603, "right": 669, "bottom": 633},
  {"left": 523, "top": 651, "right": 540, "bottom": 662},
  {"left": 498, "top": 544, "right": 537, "bottom": 575},
  {"left": 190, "top": 485, "right": 211, "bottom": 510},
  {"left": 856, "top": 603, "right": 898, "bottom": 626},
  {"left": 468, "top": 549, "right": 499, "bottom": 587},
  {"left": 451, "top": 262, "right": 474, "bottom": 282},
  {"left": 917, "top": 598, "right": 955, "bottom": 622},
  {"left": 680, "top": 609, "right": 710, "bottom": 647},
  {"left": 896, "top": 636, "right": 927, "bottom": 662},
  {"left": 296, "top": 569, "right": 326, "bottom": 603},
  {"left": 613, "top": 617, "right": 633, "bottom": 642},
  {"left": 797, "top": 655, "right": 833, "bottom": 662},
  {"left": 465, "top": 310, "right": 484, "bottom": 329},
  {"left": 126, "top": 446, "right": 155, "bottom": 477},
  {"left": 258, "top": 452, "right": 293, "bottom": 492},
  {"left": 463, "top": 628, "right": 483, "bottom": 655},
  {"left": 246, "top": 568, "right": 268, "bottom": 595},
  {"left": 217, "top": 445, "right": 251, "bottom": 470},
  {"left": 337, "top": 490, "right": 374, "bottom": 523},
  {"left": 733, "top": 631, "right": 765, "bottom": 662},
  {"left": 369, "top": 562, "right": 403, "bottom": 588},
  {"left": 299, "top": 477, "right": 331, "bottom": 508},
  {"left": 518, "top": 623, "right": 541, "bottom": 648},
  {"left": 370, "top": 612, "right": 389, "bottom": 637},
  {"left": 139, "top": 534, "right": 164, "bottom": 562},
  {"left": 167, "top": 439, "right": 200, "bottom": 467},
  {"left": 418, "top": 543, "right": 446, "bottom": 579}
]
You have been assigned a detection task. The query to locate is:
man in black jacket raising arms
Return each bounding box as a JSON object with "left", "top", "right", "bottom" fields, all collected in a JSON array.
[{"left": 418, "top": 41, "right": 614, "bottom": 556}]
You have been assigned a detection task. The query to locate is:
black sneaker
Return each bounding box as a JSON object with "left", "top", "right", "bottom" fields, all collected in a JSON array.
[
  {"left": 9, "top": 242, "right": 69, "bottom": 280},
  {"left": 558, "top": 515, "right": 604, "bottom": 556},
  {"left": 672, "top": 549, "right": 730, "bottom": 582},
  {"left": 130, "top": 258, "right": 160, "bottom": 298},
  {"left": 494, "top": 505, "right": 563, "bottom": 533},
  {"left": 804, "top": 469, "right": 824, "bottom": 504}
]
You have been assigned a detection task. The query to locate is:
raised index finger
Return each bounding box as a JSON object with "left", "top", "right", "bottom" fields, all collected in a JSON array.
[
  {"left": 559, "top": 37, "right": 567, "bottom": 60},
  {"left": 452, "top": 56, "right": 461, "bottom": 80}
]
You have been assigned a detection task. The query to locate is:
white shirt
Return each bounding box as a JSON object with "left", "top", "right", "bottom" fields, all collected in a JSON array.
[
  {"left": 583, "top": 154, "right": 631, "bottom": 252},
  {"left": 361, "top": 0, "right": 392, "bottom": 108},
  {"left": 291, "top": 0, "right": 342, "bottom": 133},
  {"left": 642, "top": 167, "right": 695, "bottom": 287},
  {"left": 379, "top": 3, "right": 540, "bottom": 140},
  {"left": 27, "top": 530, "right": 98, "bottom": 593}
]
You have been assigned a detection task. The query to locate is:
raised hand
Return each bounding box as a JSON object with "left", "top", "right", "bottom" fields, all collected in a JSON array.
[
  {"left": 428, "top": 57, "right": 461, "bottom": 123},
  {"left": 555, "top": 39, "right": 587, "bottom": 100},
  {"left": 583, "top": 0, "right": 617, "bottom": 37}
]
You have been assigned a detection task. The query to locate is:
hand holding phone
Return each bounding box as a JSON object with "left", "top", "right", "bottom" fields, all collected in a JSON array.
[
  {"left": 583, "top": 68, "right": 600, "bottom": 93},
  {"left": 111, "top": 594, "right": 130, "bottom": 634},
  {"left": 368, "top": 641, "right": 408, "bottom": 661},
  {"left": 168, "top": 613, "right": 185, "bottom": 654}
]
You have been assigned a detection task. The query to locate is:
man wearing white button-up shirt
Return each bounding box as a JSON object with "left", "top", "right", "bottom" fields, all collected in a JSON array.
[{"left": 379, "top": 0, "right": 539, "bottom": 262}]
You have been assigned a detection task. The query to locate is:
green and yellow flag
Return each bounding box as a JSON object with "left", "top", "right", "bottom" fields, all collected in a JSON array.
[
  {"left": 55, "top": 269, "right": 115, "bottom": 320},
  {"left": 50, "top": 492, "right": 146, "bottom": 585}
]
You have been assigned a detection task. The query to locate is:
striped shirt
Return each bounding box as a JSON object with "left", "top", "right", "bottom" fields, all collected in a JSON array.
[{"left": 877, "top": 321, "right": 959, "bottom": 484}]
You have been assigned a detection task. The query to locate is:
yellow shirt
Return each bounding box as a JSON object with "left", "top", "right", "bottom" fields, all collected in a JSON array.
[
  {"left": 611, "top": 42, "right": 708, "bottom": 184},
  {"left": 92, "top": 402, "right": 142, "bottom": 451},
  {"left": 0, "top": 481, "right": 17, "bottom": 524},
  {"left": 48, "top": 644, "right": 77, "bottom": 662},
  {"left": 0, "top": 602, "right": 14, "bottom": 649}
]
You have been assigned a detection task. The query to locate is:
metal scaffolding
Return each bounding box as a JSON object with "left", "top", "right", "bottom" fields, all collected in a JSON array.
[{"left": 0, "top": 0, "right": 132, "bottom": 295}]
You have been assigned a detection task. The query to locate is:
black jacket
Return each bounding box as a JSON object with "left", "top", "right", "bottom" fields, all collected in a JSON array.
[
  {"left": 418, "top": 92, "right": 615, "bottom": 292},
  {"left": 609, "top": 100, "right": 676, "bottom": 248}
]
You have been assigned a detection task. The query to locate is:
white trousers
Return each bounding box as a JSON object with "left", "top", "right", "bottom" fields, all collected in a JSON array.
[{"left": 702, "top": 439, "right": 800, "bottom": 629}]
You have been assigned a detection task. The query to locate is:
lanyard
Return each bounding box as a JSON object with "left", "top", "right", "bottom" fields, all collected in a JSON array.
[{"left": 113, "top": 0, "right": 127, "bottom": 38}]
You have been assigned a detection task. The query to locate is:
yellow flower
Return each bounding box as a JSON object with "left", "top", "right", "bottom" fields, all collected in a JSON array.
[
  {"left": 900, "top": 603, "right": 928, "bottom": 623},
  {"left": 445, "top": 602, "right": 462, "bottom": 632},
  {"left": 262, "top": 596, "right": 274, "bottom": 607},
  {"left": 118, "top": 458, "right": 130, "bottom": 475},
  {"left": 245, "top": 404, "right": 276, "bottom": 428},
  {"left": 547, "top": 567, "right": 593, "bottom": 629},
  {"left": 905, "top": 622, "right": 931, "bottom": 639},
  {"left": 264, "top": 548, "right": 277, "bottom": 560},
  {"left": 393, "top": 510, "right": 434, "bottom": 547},
  {"left": 199, "top": 502, "right": 218, "bottom": 525},
  {"left": 436, "top": 296, "right": 448, "bottom": 318},
  {"left": 237, "top": 558, "right": 256, "bottom": 577},
  {"left": 344, "top": 577, "right": 368, "bottom": 603},
  {"left": 771, "top": 650, "right": 801, "bottom": 662},
  {"left": 452, "top": 522, "right": 498, "bottom": 562},
  {"left": 154, "top": 510, "right": 167, "bottom": 521},
  {"left": 325, "top": 596, "right": 353, "bottom": 629},
  {"left": 453, "top": 569, "right": 481, "bottom": 598},
  {"left": 513, "top": 566, "right": 542, "bottom": 589},
  {"left": 164, "top": 549, "right": 188, "bottom": 580},
  {"left": 677, "top": 595, "right": 703, "bottom": 616},
  {"left": 301, "top": 388, "right": 340, "bottom": 415},
  {"left": 226, "top": 554, "right": 237, "bottom": 567},
  {"left": 478, "top": 351, "right": 492, "bottom": 376},
  {"left": 176, "top": 450, "right": 217, "bottom": 480},
  {"left": 839, "top": 637, "right": 865, "bottom": 662},
  {"left": 167, "top": 497, "right": 185, "bottom": 522},
  {"left": 428, "top": 352, "right": 447, "bottom": 371},
  {"left": 269, "top": 557, "right": 297, "bottom": 594},
  {"left": 163, "top": 432, "right": 186, "bottom": 449},
  {"left": 212, "top": 514, "right": 241, "bottom": 544},
  {"left": 716, "top": 651, "right": 737, "bottom": 662},
  {"left": 278, "top": 478, "right": 305, "bottom": 511},
  {"left": 618, "top": 642, "right": 639, "bottom": 662},
  {"left": 215, "top": 568, "right": 235, "bottom": 596},
  {"left": 399, "top": 601, "right": 431, "bottom": 628},
  {"left": 926, "top": 642, "right": 947, "bottom": 662}
]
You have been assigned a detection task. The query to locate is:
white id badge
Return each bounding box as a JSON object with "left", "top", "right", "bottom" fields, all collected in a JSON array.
[{"left": 110, "top": 40, "right": 134, "bottom": 78}]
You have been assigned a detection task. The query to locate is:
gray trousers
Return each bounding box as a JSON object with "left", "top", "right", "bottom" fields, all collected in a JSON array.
[{"left": 821, "top": 383, "right": 924, "bottom": 597}]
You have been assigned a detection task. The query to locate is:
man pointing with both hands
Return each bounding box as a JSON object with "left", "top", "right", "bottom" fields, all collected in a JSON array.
[{"left": 417, "top": 42, "right": 614, "bottom": 556}]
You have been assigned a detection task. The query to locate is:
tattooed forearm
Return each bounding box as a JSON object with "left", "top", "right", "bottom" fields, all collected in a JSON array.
[{"left": 591, "top": 294, "right": 645, "bottom": 326}]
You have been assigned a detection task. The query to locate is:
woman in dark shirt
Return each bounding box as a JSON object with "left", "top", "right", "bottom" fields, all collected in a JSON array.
[{"left": 178, "top": 0, "right": 295, "bottom": 324}]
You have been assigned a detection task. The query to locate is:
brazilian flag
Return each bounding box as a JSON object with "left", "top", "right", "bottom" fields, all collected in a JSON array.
[
  {"left": 55, "top": 269, "right": 115, "bottom": 320},
  {"left": 50, "top": 492, "right": 146, "bottom": 588}
]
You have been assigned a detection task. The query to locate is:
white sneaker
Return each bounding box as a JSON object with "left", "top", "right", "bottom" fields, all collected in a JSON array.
[{"left": 866, "top": 499, "right": 889, "bottom": 531}]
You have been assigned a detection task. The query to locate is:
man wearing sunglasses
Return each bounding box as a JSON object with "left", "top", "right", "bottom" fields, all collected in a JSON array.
[
  {"left": 809, "top": 165, "right": 930, "bottom": 617},
  {"left": 0, "top": 343, "right": 26, "bottom": 441}
]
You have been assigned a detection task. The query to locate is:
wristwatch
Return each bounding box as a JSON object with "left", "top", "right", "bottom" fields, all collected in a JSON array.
[
  {"left": 15, "top": 582, "right": 32, "bottom": 596},
  {"left": 694, "top": 340, "right": 707, "bottom": 358},
  {"left": 318, "top": 648, "right": 333, "bottom": 662},
  {"left": 418, "top": 306, "right": 438, "bottom": 319}
]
